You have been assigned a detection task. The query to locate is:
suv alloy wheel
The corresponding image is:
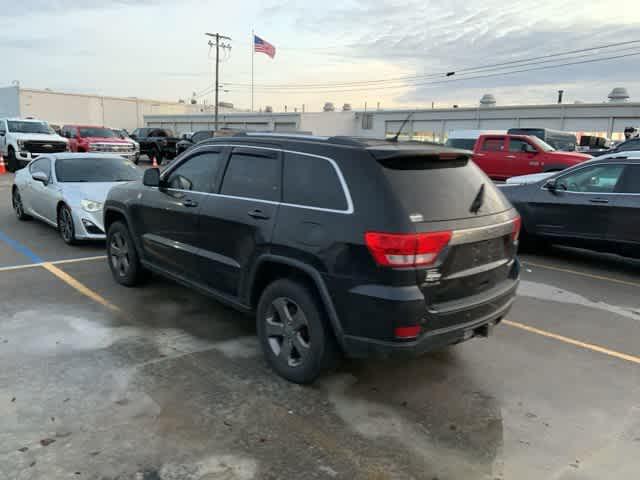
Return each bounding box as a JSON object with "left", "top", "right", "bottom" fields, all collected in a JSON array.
[{"left": 257, "top": 279, "right": 338, "bottom": 384}]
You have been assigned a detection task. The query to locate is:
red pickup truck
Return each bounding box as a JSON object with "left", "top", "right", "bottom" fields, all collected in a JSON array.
[
  {"left": 61, "top": 125, "right": 137, "bottom": 162},
  {"left": 472, "top": 134, "right": 591, "bottom": 180}
]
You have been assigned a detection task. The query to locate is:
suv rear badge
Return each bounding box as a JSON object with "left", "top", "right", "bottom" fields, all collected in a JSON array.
[{"left": 425, "top": 269, "right": 442, "bottom": 283}]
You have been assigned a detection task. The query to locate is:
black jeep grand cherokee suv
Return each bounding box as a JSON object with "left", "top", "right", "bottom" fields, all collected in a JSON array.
[{"left": 104, "top": 134, "right": 520, "bottom": 383}]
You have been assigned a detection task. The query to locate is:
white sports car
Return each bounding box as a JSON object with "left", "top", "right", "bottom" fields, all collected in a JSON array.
[{"left": 11, "top": 153, "right": 142, "bottom": 244}]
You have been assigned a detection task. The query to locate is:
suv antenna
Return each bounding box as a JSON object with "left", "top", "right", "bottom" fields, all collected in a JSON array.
[{"left": 390, "top": 112, "right": 414, "bottom": 142}]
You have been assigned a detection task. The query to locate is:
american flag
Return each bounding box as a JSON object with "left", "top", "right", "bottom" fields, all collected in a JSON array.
[{"left": 254, "top": 35, "right": 276, "bottom": 59}]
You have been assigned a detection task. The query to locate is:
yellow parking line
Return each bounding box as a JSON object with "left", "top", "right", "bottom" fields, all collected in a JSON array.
[
  {"left": 522, "top": 260, "right": 640, "bottom": 289},
  {"left": 504, "top": 320, "right": 640, "bottom": 365},
  {"left": 0, "top": 255, "right": 105, "bottom": 273},
  {"left": 41, "top": 262, "right": 121, "bottom": 314}
]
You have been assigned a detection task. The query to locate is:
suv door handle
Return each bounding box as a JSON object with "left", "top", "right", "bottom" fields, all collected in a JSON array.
[
  {"left": 589, "top": 198, "right": 609, "bottom": 204},
  {"left": 182, "top": 199, "right": 199, "bottom": 208},
  {"left": 248, "top": 209, "right": 270, "bottom": 220}
]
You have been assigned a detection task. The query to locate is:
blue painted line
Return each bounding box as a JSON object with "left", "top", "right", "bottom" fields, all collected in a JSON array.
[{"left": 0, "top": 230, "right": 44, "bottom": 264}]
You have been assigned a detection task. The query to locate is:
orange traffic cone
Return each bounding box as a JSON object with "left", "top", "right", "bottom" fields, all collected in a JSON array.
[
  {"left": 152, "top": 156, "right": 158, "bottom": 168},
  {"left": 0, "top": 153, "right": 7, "bottom": 175}
]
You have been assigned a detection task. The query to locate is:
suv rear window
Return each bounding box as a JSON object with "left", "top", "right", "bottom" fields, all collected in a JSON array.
[{"left": 377, "top": 156, "right": 511, "bottom": 221}]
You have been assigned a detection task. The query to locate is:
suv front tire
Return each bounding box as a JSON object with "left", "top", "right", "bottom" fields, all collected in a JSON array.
[{"left": 257, "top": 279, "right": 339, "bottom": 384}]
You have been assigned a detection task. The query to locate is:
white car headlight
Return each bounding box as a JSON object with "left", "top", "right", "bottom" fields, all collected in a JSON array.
[{"left": 81, "top": 199, "right": 103, "bottom": 212}]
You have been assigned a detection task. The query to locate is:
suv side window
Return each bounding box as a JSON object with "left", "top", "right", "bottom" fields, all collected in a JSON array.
[
  {"left": 166, "top": 151, "right": 224, "bottom": 193},
  {"left": 221, "top": 148, "right": 281, "bottom": 201},
  {"left": 29, "top": 158, "right": 51, "bottom": 178},
  {"left": 557, "top": 164, "right": 625, "bottom": 193},
  {"left": 482, "top": 138, "right": 504, "bottom": 151},
  {"left": 283, "top": 152, "right": 347, "bottom": 211},
  {"left": 616, "top": 165, "right": 640, "bottom": 194}
]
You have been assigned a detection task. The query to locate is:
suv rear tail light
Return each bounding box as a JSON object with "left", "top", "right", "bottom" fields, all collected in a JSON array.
[
  {"left": 512, "top": 216, "right": 522, "bottom": 242},
  {"left": 365, "top": 231, "right": 452, "bottom": 267}
]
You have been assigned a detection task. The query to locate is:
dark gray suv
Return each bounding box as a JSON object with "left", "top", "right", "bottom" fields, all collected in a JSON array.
[{"left": 104, "top": 134, "right": 521, "bottom": 383}]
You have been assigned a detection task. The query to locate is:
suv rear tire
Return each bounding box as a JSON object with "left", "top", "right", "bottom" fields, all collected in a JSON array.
[
  {"left": 257, "top": 279, "right": 339, "bottom": 384},
  {"left": 107, "top": 221, "right": 148, "bottom": 286}
]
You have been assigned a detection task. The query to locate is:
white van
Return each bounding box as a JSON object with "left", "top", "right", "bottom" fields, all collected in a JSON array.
[{"left": 444, "top": 129, "right": 506, "bottom": 151}]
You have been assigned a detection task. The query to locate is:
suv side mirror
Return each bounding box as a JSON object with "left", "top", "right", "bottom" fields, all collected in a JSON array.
[
  {"left": 32, "top": 171, "right": 49, "bottom": 185},
  {"left": 130, "top": 134, "right": 138, "bottom": 140},
  {"left": 143, "top": 168, "right": 160, "bottom": 187}
]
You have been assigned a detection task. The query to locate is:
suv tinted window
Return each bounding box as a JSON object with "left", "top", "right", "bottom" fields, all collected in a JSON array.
[
  {"left": 616, "top": 165, "right": 640, "bottom": 193},
  {"left": 557, "top": 164, "right": 624, "bottom": 193},
  {"left": 221, "top": 150, "right": 281, "bottom": 201},
  {"left": 377, "top": 156, "right": 510, "bottom": 221},
  {"left": 30, "top": 158, "right": 51, "bottom": 178},
  {"left": 482, "top": 138, "right": 504, "bottom": 151},
  {"left": 166, "top": 151, "right": 224, "bottom": 193},
  {"left": 283, "top": 152, "right": 347, "bottom": 211}
]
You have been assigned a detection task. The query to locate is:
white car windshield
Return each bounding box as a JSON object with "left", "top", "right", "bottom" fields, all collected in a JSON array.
[{"left": 55, "top": 157, "right": 142, "bottom": 183}]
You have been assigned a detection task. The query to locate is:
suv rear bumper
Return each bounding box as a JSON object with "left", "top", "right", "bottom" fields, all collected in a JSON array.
[
  {"left": 329, "top": 259, "right": 520, "bottom": 358},
  {"left": 342, "top": 293, "right": 514, "bottom": 358}
]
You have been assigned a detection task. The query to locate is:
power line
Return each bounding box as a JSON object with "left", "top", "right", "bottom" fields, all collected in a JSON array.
[
  {"left": 224, "top": 49, "right": 640, "bottom": 95},
  {"left": 223, "top": 39, "right": 640, "bottom": 90}
]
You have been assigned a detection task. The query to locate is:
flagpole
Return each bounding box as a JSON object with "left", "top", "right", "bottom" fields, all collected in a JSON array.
[{"left": 251, "top": 29, "right": 254, "bottom": 112}]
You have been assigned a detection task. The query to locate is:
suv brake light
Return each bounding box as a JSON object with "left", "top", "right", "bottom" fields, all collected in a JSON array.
[
  {"left": 512, "top": 216, "right": 522, "bottom": 242},
  {"left": 365, "top": 231, "right": 452, "bottom": 267}
]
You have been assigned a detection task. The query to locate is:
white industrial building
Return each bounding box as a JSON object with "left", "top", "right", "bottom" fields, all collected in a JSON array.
[
  {"left": 0, "top": 84, "right": 235, "bottom": 132},
  {"left": 145, "top": 89, "right": 640, "bottom": 142}
]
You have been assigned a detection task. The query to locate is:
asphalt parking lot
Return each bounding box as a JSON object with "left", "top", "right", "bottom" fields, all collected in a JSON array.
[{"left": 1, "top": 171, "right": 639, "bottom": 480}]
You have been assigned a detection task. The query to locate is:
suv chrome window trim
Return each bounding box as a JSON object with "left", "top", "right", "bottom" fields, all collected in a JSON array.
[
  {"left": 540, "top": 162, "right": 639, "bottom": 195},
  {"left": 162, "top": 143, "right": 355, "bottom": 214}
]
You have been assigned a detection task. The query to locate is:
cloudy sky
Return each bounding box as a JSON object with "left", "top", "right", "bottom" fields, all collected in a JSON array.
[{"left": 1, "top": 0, "right": 639, "bottom": 111}]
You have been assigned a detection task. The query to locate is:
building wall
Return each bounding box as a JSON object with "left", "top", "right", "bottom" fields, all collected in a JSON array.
[
  {"left": 9, "top": 87, "right": 206, "bottom": 131},
  {"left": 145, "top": 102, "right": 640, "bottom": 142},
  {"left": 353, "top": 103, "right": 640, "bottom": 142},
  {"left": 145, "top": 112, "right": 302, "bottom": 135},
  {"left": 0, "top": 86, "right": 21, "bottom": 117}
]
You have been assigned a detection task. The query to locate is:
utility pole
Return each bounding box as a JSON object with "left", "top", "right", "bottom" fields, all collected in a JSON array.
[{"left": 205, "top": 32, "right": 231, "bottom": 130}]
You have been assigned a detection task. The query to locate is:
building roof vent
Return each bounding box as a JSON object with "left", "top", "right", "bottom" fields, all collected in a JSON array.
[
  {"left": 608, "top": 87, "right": 630, "bottom": 103},
  {"left": 264, "top": 106, "right": 273, "bottom": 113},
  {"left": 479, "top": 93, "right": 496, "bottom": 108},
  {"left": 323, "top": 102, "right": 335, "bottom": 112},
  {"left": 342, "top": 103, "right": 352, "bottom": 111}
]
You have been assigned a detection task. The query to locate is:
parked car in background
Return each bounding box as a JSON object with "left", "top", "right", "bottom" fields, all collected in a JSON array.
[
  {"left": 112, "top": 128, "right": 141, "bottom": 164},
  {"left": 129, "top": 127, "right": 180, "bottom": 163},
  {"left": 61, "top": 125, "right": 138, "bottom": 163},
  {"left": 472, "top": 134, "right": 591, "bottom": 180},
  {"left": 0, "top": 118, "right": 68, "bottom": 172},
  {"left": 589, "top": 137, "right": 640, "bottom": 157},
  {"left": 507, "top": 128, "right": 577, "bottom": 151},
  {"left": 103, "top": 133, "right": 520, "bottom": 383},
  {"left": 499, "top": 152, "right": 640, "bottom": 258},
  {"left": 175, "top": 129, "right": 240, "bottom": 156},
  {"left": 11, "top": 154, "right": 142, "bottom": 244},
  {"left": 444, "top": 129, "right": 506, "bottom": 151}
]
